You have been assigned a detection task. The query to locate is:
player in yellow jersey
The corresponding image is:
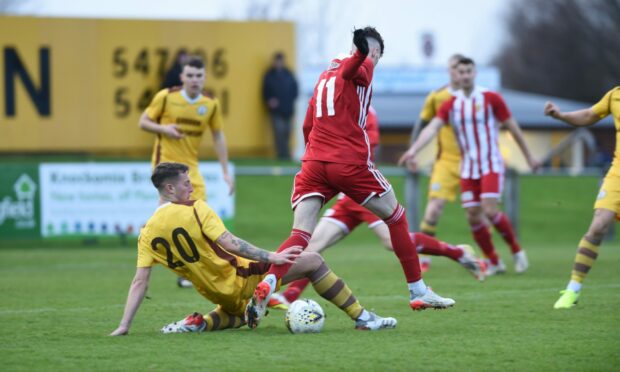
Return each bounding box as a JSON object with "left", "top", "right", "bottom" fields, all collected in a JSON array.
[
  {"left": 139, "top": 56, "right": 234, "bottom": 199},
  {"left": 545, "top": 87, "right": 620, "bottom": 309},
  {"left": 139, "top": 56, "right": 234, "bottom": 288},
  {"left": 110, "top": 163, "right": 397, "bottom": 335},
  {"left": 408, "top": 54, "right": 463, "bottom": 272}
]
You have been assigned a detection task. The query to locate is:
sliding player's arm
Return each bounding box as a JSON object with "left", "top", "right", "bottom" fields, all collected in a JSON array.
[
  {"left": 216, "top": 231, "right": 301, "bottom": 264},
  {"left": 110, "top": 266, "right": 152, "bottom": 336}
]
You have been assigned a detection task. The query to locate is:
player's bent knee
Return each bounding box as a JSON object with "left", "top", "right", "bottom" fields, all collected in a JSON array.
[{"left": 298, "top": 251, "right": 324, "bottom": 270}]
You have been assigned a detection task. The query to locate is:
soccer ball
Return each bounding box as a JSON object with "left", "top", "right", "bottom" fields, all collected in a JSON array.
[{"left": 285, "top": 299, "right": 325, "bottom": 334}]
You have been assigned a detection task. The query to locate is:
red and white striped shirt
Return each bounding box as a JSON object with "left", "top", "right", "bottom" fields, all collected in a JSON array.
[{"left": 437, "top": 86, "right": 511, "bottom": 179}]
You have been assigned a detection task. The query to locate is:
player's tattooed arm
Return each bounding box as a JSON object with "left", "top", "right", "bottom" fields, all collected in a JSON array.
[{"left": 217, "top": 231, "right": 271, "bottom": 262}]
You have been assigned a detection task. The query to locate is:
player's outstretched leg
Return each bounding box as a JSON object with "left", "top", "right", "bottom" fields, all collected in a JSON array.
[
  {"left": 162, "top": 307, "right": 245, "bottom": 333},
  {"left": 457, "top": 244, "right": 487, "bottom": 281},
  {"left": 307, "top": 256, "right": 396, "bottom": 330},
  {"left": 409, "top": 233, "right": 485, "bottom": 281},
  {"left": 283, "top": 252, "right": 397, "bottom": 330},
  {"left": 419, "top": 220, "right": 437, "bottom": 272}
]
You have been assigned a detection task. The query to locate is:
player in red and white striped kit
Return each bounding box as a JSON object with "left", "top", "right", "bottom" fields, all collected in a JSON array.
[
  {"left": 245, "top": 27, "right": 456, "bottom": 329},
  {"left": 399, "top": 57, "right": 539, "bottom": 276}
]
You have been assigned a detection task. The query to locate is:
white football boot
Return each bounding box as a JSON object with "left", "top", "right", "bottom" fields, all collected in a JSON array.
[
  {"left": 355, "top": 312, "right": 397, "bottom": 330},
  {"left": 513, "top": 251, "right": 529, "bottom": 274},
  {"left": 161, "top": 312, "right": 206, "bottom": 334}
]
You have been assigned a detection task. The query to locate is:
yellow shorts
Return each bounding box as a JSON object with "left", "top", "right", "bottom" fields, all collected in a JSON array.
[
  {"left": 428, "top": 158, "right": 461, "bottom": 202},
  {"left": 188, "top": 166, "right": 207, "bottom": 201},
  {"left": 594, "top": 171, "right": 620, "bottom": 220},
  {"left": 200, "top": 271, "right": 267, "bottom": 317}
]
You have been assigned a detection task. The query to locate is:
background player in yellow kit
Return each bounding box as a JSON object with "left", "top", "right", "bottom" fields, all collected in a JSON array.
[
  {"left": 109, "top": 163, "right": 397, "bottom": 335},
  {"left": 545, "top": 86, "right": 620, "bottom": 309},
  {"left": 139, "top": 56, "right": 234, "bottom": 199},
  {"left": 409, "top": 53, "right": 463, "bottom": 271},
  {"left": 139, "top": 56, "right": 234, "bottom": 288}
]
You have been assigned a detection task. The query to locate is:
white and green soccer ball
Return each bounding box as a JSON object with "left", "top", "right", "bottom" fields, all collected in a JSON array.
[{"left": 285, "top": 299, "right": 325, "bottom": 334}]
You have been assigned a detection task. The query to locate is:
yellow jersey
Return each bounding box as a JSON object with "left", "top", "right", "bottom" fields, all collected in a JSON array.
[
  {"left": 419, "top": 86, "right": 461, "bottom": 162},
  {"left": 591, "top": 86, "right": 620, "bottom": 177},
  {"left": 137, "top": 200, "right": 268, "bottom": 308},
  {"left": 146, "top": 87, "right": 224, "bottom": 169}
]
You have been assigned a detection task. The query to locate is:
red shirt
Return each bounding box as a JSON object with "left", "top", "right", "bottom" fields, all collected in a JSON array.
[
  {"left": 366, "top": 106, "right": 379, "bottom": 161},
  {"left": 302, "top": 50, "right": 375, "bottom": 165},
  {"left": 437, "top": 86, "right": 511, "bottom": 179}
]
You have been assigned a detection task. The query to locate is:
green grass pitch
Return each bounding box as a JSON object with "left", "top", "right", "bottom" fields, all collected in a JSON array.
[{"left": 1, "top": 174, "right": 619, "bottom": 371}]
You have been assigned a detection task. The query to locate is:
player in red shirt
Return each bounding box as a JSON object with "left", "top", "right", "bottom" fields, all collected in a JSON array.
[
  {"left": 399, "top": 56, "right": 539, "bottom": 277},
  {"left": 245, "top": 27, "right": 456, "bottom": 329},
  {"left": 269, "top": 107, "right": 485, "bottom": 308}
]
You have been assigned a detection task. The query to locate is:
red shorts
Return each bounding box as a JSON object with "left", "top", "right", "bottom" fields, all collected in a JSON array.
[
  {"left": 460, "top": 172, "right": 504, "bottom": 208},
  {"left": 322, "top": 194, "right": 383, "bottom": 233},
  {"left": 291, "top": 161, "right": 392, "bottom": 209}
]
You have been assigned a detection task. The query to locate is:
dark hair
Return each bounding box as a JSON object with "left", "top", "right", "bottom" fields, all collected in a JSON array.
[
  {"left": 274, "top": 51, "right": 285, "bottom": 60},
  {"left": 359, "top": 26, "right": 385, "bottom": 56},
  {"left": 151, "top": 162, "right": 189, "bottom": 190},
  {"left": 456, "top": 56, "right": 476, "bottom": 66},
  {"left": 183, "top": 56, "right": 204, "bottom": 69}
]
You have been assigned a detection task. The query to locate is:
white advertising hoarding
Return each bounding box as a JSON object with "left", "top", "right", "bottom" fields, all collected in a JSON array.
[{"left": 39, "top": 162, "right": 234, "bottom": 237}]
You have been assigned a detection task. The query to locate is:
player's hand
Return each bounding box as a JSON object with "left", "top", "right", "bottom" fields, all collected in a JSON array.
[
  {"left": 110, "top": 326, "right": 129, "bottom": 336},
  {"left": 544, "top": 101, "right": 559, "bottom": 118},
  {"left": 397, "top": 148, "right": 415, "bottom": 168},
  {"left": 404, "top": 158, "right": 419, "bottom": 173},
  {"left": 527, "top": 157, "right": 542, "bottom": 172},
  {"left": 162, "top": 125, "right": 184, "bottom": 139},
  {"left": 223, "top": 174, "right": 235, "bottom": 195},
  {"left": 353, "top": 29, "right": 369, "bottom": 56},
  {"left": 270, "top": 246, "right": 303, "bottom": 265}
]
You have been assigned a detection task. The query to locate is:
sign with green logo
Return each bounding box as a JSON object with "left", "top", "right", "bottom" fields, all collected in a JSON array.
[{"left": 0, "top": 164, "right": 40, "bottom": 239}]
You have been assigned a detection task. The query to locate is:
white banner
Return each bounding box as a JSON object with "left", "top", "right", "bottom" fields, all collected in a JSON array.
[{"left": 39, "top": 162, "right": 234, "bottom": 237}]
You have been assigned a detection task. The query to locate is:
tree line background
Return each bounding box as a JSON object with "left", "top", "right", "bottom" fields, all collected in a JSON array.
[{"left": 494, "top": 0, "right": 620, "bottom": 103}]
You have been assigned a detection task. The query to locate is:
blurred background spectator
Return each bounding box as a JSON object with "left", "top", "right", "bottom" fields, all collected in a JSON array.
[
  {"left": 161, "top": 49, "right": 189, "bottom": 89},
  {"left": 262, "top": 51, "right": 298, "bottom": 160}
]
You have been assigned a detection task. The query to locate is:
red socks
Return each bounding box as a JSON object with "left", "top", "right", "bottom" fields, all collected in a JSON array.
[
  {"left": 384, "top": 205, "right": 422, "bottom": 283},
  {"left": 491, "top": 213, "right": 521, "bottom": 254},
  {"left": 267, "top": 229, "right": 311, "bottom": 279},
  {"left": 471, "top": 223, "right": 499, "bottom": 264},
  {"left": 409, "top": 232, "right": 463, "bottom": 261},
  {"left": 282, "top": 278, "right": 310, "bottom": 303}
]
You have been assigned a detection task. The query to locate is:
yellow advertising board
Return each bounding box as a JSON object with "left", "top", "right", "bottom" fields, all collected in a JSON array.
[{"left": 0, "top": 17, "right": 295, "bottom": 157}]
